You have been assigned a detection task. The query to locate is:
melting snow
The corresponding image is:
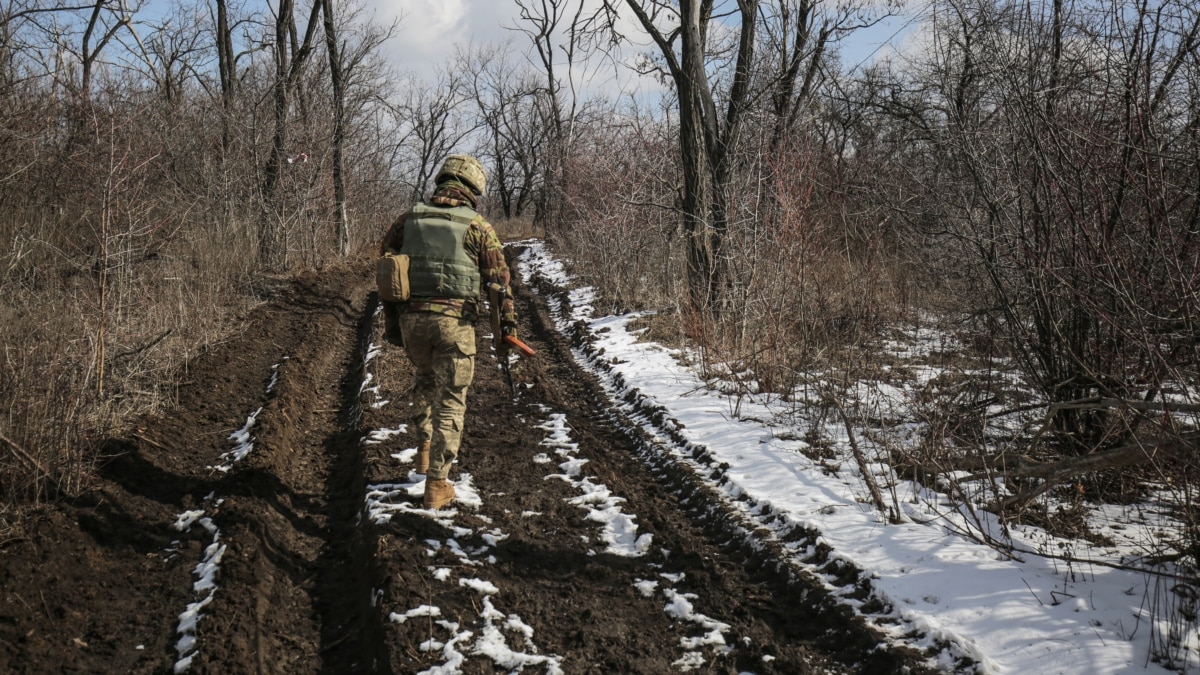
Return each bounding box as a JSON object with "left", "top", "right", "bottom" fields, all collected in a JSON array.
[{"left": 518, "top": 239, "right": 1188, "bottom": 674}]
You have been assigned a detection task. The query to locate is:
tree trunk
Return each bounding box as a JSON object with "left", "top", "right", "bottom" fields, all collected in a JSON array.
[
  {"left": 215, "top": 0, "right": 236, "bottom": 153},
  {"left": 260, "top": 0, "right": 322, "bottom": 267},
  {"left": 321, "top": 0, "right": 350, "bottom": 256},
  {"left": 618, "top": 0, "right": 759, "bottom": 316},
  {"left": 677, "top": 0, "right": 716, "bottom": 312}
]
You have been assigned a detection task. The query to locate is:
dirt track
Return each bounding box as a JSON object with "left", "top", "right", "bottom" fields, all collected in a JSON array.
[{"left": 0, "top": 247, "right": 938, "bottom": 674}]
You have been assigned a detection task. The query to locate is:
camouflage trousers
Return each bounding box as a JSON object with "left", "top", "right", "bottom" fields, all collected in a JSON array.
[{"left": 398, "top": 312, "right": 477, "bottom": 480}]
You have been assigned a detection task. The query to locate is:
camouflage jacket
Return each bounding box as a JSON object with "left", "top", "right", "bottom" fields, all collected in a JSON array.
[{"left": 380, "top": 180, "right": 516, "bottom": 326}]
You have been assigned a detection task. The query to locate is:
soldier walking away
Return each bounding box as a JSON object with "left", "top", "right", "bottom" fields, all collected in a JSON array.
[{"left": 379, "top": 154, "right": 518, "bottom": 510}]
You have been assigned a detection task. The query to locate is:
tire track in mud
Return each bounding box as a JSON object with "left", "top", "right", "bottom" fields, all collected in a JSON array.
[
  {"left": 167, "top": 267, "right": 395, "bottom": 673},
  {"left": 513, "top": 244, "right": 961, "bottom": 672},
  {"left": 12, "top": 253, "right": 943, "bottom": 674},
  {"left": 356, "top": 247, "right": 940, "bottom": 674},
  {"left": 311, "top": 296, "right": 392, "bottom": 673}
]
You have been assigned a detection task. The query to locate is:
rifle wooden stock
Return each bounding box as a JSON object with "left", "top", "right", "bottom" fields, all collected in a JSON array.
[
  {"left": 487, "top": 283, "right": 503, "bottom": 339},
  {"left": 487, "top": 282, "right": 521, "bottom": 396}
]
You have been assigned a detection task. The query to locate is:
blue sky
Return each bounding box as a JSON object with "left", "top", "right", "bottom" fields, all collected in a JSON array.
[
  {"left": 366, "top": 0, "right": 919, "bottom": 79},
  {"left": 127, "top": 0, "right": 917, "bottom": 92}
]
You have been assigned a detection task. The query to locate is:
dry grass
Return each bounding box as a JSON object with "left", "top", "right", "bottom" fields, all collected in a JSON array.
[
  {"left": 493, "top": 216, "right": 544, "bottom": 242},
  {"left": 0, "top": 88, "right": 400, "bottom": 508},
  {"left": 0, "top": 215, "right": 268, "bottom": 503}
]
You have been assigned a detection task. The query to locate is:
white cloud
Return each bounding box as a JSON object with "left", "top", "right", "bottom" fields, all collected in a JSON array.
[
  {"left": 365, "top": 0, "right": 517, "bottom": 73},
  {"left": 358, "top": 0, "right": 665, "bottom": 103}
]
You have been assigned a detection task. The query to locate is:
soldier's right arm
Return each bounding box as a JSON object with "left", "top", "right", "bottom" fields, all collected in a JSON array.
[
  {"left": 380, "top": 210, "right": 410, "bottom": 255},
  {"left": 469, "top": 221, "right": 515, "bottom": 329}
]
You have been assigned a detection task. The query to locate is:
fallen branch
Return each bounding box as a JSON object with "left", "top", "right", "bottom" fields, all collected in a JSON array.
[
  {"left": 132, "top": 432, "right": 170, "bottom": 453},
  {"left": 828, "top": 395, "right": 897, "bottom": 523},
  {"left": 899, "top": 429, "right": 1200, "bottom": 512},
  {"left": 0, "top": 432, "right": 61, "bottom": 494},
  {"left": 991, "top": 432, "right": 1200, "bottom": 510},
  {"left": 112, "top": 329, "right": 173, "bottom": 362},
  {"left": 941, "top": 451, "right": 1045, "bottom": 474},
  {"left": 987, "top": 396, "right": 1200, "bottom": 420}
]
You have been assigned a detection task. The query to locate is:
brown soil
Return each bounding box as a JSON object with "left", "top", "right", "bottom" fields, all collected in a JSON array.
[{"left": 0, "top": 250, "right": 944, "bottom": 674}]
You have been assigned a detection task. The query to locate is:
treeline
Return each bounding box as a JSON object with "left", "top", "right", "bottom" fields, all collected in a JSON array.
[
  {"left": 556, "top": 0, "right": 1200, "bottom": 497},
  {"left": 2, "top": 0, "right": 1199, "bottom": 518},
  {"left": 0, "top": 0, "right": 409, "bottom": 500}
]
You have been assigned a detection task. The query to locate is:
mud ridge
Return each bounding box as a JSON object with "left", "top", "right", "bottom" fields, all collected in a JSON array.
[
  {"left": 516, "top": 246, "right": 953, "bottom": 672},
  {"left": 177, "top": 264, "right": 387, "bottom": 673}
]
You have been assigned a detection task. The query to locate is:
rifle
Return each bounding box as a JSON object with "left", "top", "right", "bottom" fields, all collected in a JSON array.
[{"left": 487, "top": 282, "right": 536, "bottom": 397}]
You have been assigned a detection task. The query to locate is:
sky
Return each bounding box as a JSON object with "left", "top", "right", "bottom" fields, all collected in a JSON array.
[
  {"left": 121, "top": 0, "right": 920, "bottom": 109},
  {"left": 363, "top": 0, "right": 920, "bottom": 87},
  {"left": 354, "top": 0, "right": 653, "bottom": 104},
  {"left": 364, "top": 0, "right": 521, "bottom": 72}
]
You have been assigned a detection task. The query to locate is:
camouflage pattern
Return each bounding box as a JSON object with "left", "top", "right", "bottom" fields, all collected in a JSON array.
[
  {"left": 380, "top": 179, "right": 516, "bottom": 328},
  {"left": 435, "top": 155, "right": 487, "bottom": 196},
  {"left": 381, "top": 170, "right": 520, "bottom": 483},
  {"left": 398, "top": 312, "right": 476, "bottom": 481}
]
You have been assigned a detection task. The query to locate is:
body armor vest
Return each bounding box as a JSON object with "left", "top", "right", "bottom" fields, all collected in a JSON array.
[{"left": 400, "top": 203, "right": 481, "bottom": 300}]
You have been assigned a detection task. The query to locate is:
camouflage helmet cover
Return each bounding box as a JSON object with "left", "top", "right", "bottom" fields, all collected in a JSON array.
[{"left": 435, "top": 154, "right": 487, "bottom": 196}]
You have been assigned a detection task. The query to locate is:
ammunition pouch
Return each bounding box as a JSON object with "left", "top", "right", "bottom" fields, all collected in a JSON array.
[{"left": 376, "top": 253, "right": 411, "bottom": 302}]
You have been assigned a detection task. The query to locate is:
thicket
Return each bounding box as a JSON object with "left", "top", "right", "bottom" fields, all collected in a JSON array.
[
  {"left": 541, "top": 4, "right": 1200, "bottom": 662},
  {"left": 867, "top": 0, "right": 1200, "bottom": 514},
  {"left": 0, "top": 0, "right": 407, "bottom": 505},
  {"left": 5, "top": 0, "right": 1200, "bottom": 628},
  {"left": 536, "top": 0, "right": 1200, "bottom": 622}
]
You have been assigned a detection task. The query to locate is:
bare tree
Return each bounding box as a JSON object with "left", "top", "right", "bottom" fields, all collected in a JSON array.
[
  {"left": 117, "top": 5, "right": 208, "bottom": 105},
  {"left": 77, "top": 0, "right": 137, "bottom": 98},
  {"left": 599, "top": 0, "right": 760, "bottom": 315},
  {"left": 260, "top": 0, "right": 322, "bottom": 266},
  {"left": 382, "top": 68, "right": 478, "bottom": 202},
  {"left": 760, "top": 0, "right": 892, "bottom": 148},
  {"left": 460, "top": 43, "right": 548, "bottom": 219},
  {"left": 318, "top": 0, "right": 395, "bottom": 256},
  {"left": 510, "top": 0, "right": 606, "bottom": 233}
]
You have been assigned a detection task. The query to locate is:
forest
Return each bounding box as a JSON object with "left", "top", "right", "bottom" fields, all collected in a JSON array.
[{"left": 1, "top": 0, "right": 1199, "bottom": 665}]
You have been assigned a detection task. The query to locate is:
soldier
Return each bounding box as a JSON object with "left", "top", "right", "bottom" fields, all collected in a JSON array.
[{"left": 379, "top": 154, "right": 517, "bottom": 510}]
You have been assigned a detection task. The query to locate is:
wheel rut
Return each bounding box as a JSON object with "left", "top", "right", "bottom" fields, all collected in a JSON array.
[
  {"left": 160, "top": 264, "right": 393, "bottom": 673},
  {"left": 355, "top": 247, "right": 940, "bottom": 674},
  {"left": 0, "top": 254, "right": 944, "bottom": 674},
  {"left": 312, "top": 293, "right": 392, "bottom": 673}
]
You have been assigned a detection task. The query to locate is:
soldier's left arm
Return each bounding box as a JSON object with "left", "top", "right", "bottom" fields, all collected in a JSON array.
[{"left": 467, "top": 219, "right": 517, "bottom": 329}]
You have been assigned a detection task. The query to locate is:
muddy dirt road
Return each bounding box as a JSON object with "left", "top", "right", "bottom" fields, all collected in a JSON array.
[{"left": 0, "top": 247, "right": 937, "bottom": 674}]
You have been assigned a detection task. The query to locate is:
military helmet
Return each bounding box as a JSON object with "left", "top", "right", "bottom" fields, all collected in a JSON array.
[{"left": 435, "top": 154, "right": 487, "bottom": 196}]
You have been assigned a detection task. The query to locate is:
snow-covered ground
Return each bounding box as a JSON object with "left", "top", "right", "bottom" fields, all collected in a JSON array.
[{"left": 516, "top": 241, "right": 1196, "bottom": 674}]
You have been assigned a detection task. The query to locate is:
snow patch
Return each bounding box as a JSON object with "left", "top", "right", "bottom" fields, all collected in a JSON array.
[
  {"left": 171, "top": 500, "right": 226, "bottom": 673},
  {"left": 536, "top": 412, "right": 653, "bottom": 557}
]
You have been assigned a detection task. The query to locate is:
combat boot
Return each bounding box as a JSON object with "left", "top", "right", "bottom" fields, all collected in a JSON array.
[
  {"left": 416, "top": 441, "right": 430, "bottom": 474},
  {"left": 423, "top": 479, "right": 455, "bottom": 510}
]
